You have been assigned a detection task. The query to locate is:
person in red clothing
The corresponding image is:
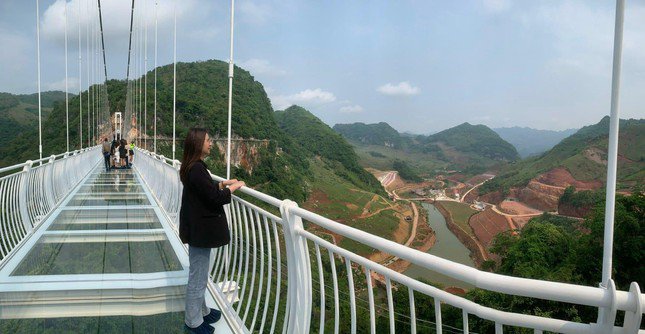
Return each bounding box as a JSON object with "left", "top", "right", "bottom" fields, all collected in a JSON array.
[{"left": 179, "top": 128, "right": 245, "bottom": 334}]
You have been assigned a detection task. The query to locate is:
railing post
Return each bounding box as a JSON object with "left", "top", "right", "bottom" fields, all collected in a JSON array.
[
  {"left": 280, "top": 200, "right": 312, "bottom": 333},
  {"left": 46, "top": 155, "right": 57, "bottom": 207},
  {"left": 620, "top": 282, "right": 642, "bottom": 333},
  {"left": 19, "top": 161, "right": 33, "bottom": 232},
  {"left": 596, "top": 279, "right": 617, "bottom": 333}
]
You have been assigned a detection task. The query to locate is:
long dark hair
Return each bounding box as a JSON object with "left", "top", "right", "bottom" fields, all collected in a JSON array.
[{"left": 180, "top": 128, "right": 208, "bottom": 184}]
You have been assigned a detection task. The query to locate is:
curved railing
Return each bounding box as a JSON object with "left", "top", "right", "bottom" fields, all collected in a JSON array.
[
  {"left": 134, "top": 148, "right": 644, "bottom": 334},
  {"left": 0, "top": 146, "right": 101, "bottom": 267}
]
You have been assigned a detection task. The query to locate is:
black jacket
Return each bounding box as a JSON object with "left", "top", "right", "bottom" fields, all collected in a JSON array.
[{"left": 179, "top": 160, "right": 232, "bottom": 248}]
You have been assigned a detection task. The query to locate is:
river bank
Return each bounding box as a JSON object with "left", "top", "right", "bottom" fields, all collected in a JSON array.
[{"left": 433, "top": 201, "right": 489, "bottom": 267}]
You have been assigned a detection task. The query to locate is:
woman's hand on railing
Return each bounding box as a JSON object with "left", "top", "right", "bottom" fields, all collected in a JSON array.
[
  {"left": 227, "top": 180, "right": 245, "bottom": 193},
  {"left": 222, "top": 179, "right": 238, "bottom": 186}
]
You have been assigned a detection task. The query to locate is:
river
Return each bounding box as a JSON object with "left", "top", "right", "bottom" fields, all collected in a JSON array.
[{"left": 404, "top": 202, "right": 476, "bottom": 289}]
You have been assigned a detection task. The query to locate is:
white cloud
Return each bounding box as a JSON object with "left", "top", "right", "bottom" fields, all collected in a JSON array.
[
  {"left": 41, "top": 0, "right": 198, "bottom": 47},
  {"left": 519, "top": 1, "right": 645, "bottom": 77},
  {"left": 238, "top": 59, "right": 286, "bottom": 76},
  {"left": 339, "top": 105, "right": 363, "bottom": 113},
  {"left": 482, "top": 0, "right": 511, "bottom": 13},
  {"left": 46, "top": 77, "right": 79, "bottom": 92},
  {"left": 270, "top": 88, "right": 336, "bottom": 110},
  {"left": 377, "top": 82, "right": 420, "bottom": 96},
  {"left": 239, "top": 2, "right": 273, "bottom": 25},
  {"left": 0, "top": 29, "right": 30, "bottom": 73}
]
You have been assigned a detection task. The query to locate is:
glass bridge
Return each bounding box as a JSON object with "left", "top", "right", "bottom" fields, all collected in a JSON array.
[{"left": 0, "top": 162, "right": 232, "bottom": 334}]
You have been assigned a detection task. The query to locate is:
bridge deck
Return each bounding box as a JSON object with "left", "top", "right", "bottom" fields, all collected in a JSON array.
[{"left": 0, "top": 164, "right": 233, "bottom": 333}]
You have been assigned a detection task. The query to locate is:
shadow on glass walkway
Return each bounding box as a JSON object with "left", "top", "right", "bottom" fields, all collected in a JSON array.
[{"left": 0, "top": 164, "right": 232, "bottom": 333}]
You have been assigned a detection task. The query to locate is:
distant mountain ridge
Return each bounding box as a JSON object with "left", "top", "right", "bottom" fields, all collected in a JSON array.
[
  {"left": 333, "top": 122, "right": 408, "bottom": 149},
  {"left": 493, "top": 127, "right": 578, "bottom": 158},
  {"left": 480, "top": 116, "right": 644, "bottom": 200},
  {"left": 334, "top": 121, "right": 519, "bottom": 175}
]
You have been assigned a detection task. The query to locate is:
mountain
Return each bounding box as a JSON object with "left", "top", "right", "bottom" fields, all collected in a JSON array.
[
  {"left": 333, "top": 122, "right": 409, "bottom": 149},
  {"left": 0, "top": 85, "right": 115, "bottom": 167},
  {"left": 423, "top": 122, "right": 520, "bottom": 162},
  {"left": 275, "top": 106, "right": 385, "bottom": 195},
  {"left": 334, "top": 121, "right": 519, "bottom": 177},
  {"left": 479, "top": 117, "right": 644, "bottom": 210},
  {"left": 0, "top": 91, "right": 68, "bottom": 149},
  {"left": 0, "top": 60, "right": 389, "bottom": 206},
  {"left": 494, "top": 127, "right": 578, "bottom": 158}
]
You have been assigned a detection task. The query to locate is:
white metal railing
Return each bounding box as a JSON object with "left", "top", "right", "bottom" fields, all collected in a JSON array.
[
  {"left": 0, "top": 146, "right": 101, "bottom": 267},
  {"left": 134, "top": 148, "right": 644, "bottom": 334}
]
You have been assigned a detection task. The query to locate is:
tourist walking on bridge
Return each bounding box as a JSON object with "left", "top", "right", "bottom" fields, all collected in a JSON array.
[
  {"left": 179, "top": 128, "right": 245, "bottom": 334},
  {"left": 119, "top": 139, "right": 128, "bottom": 168},
  {"left": 101, "top": 138, "right": 111, "bottom": 172}
]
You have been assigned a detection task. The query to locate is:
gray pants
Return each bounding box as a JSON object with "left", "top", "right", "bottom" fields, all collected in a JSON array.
[{"left": 185, "top": 245, "right": 212, "bottom": 328}]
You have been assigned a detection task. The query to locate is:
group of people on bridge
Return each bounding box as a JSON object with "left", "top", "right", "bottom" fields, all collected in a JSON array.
[{"left": 101, "top": 137, "right": 135, "bottom": 171}]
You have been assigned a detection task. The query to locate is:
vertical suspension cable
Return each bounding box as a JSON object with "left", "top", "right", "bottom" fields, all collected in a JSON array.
[
  {"left": 144, "top": 0, "right": 148, "bottom": 150},
  {"left": 36, "top": 0, "right": 43, "bottom": 161},
  {"left": 86, "top": 0, "right": 90, "bottom": 147},
  {"left": 133, "top": 10, "right": 137, "bottom": 144},
  {"left": 64, "top": 0, "right": 69, "bottom": 152},
  {"left": 78, "top": 0, "right": 83, "bottom": 148},
  {"left": 172, "top": 0, "right": 177, "bottom": 161},
  {"left": 138, "top": 8, "right": 143, "bottom": 147},
  {"left": 94, "top": 7, "right": 98, "bottom": 142},
  {"left": 154, "top": 0, "right": 158, "bottom": 153},
  {"left": 96, "top": 18, "right": 100, "bottom": 138},
  {"left": 132, "top": 9, "right": 137, "bottom": 144},
  {"left": 125, "top": 0, "right": 135, "bottom": 141},
  {"left": 98, "top": 0, "right": 109, "bottom": 137},
  {"left": 601, "top": 0, "right": 625, "bottom": 288},
  {"left": 226, "top": 0, "right": 236, "bottom": 179},
  {"left": 90, "top": 1, "right": 95, "bottom": 144}
]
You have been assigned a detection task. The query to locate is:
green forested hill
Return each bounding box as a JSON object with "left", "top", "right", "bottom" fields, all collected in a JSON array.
[
  {"left": 423, "top": 122, "right": 520, "bottom": 161},
  {"left": 0, "top": 91, "right": 68, "bottom": 151},
  {"left": 333, "top": 122, "right": 409, "bottom": 149},
  {"left": 0, "top": 87, "right": 106, "bottom": 166},
  {"left": 334, "top": 121, "right": 519, "bottom": 176},
  {"left": 136, "top": 60, "right": 312, "bottom": 201},
  {"left": 1, "top": 60, "right": 387, "bottom": 204},
  {"left": 275, "top": 106, "right": 385, "bottom": 195},
  {"left": 480, "top": 117, "right": 645, "bottom": 194}
]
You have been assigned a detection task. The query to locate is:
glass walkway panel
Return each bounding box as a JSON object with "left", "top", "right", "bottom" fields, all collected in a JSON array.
[{"left": 0, "top": 165, "right": 232, "bottom": 333}]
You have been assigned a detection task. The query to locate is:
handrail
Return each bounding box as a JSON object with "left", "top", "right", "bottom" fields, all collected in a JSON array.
[
  {"left": 0, "top": 146, "right": 101, "bottom": 267},
  {"left": 134, "top": 147, "right": 645, "bottom": 334},
  {"left": 290, "top": 206, "right": 640, "bottom": 311}
]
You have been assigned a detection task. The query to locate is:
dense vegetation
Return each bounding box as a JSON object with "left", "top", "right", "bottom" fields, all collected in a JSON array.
[
  {"left": 0, "top": 91, "right": 69, "bottom": 163},
  {"left": 275, "top": 105, "right": 385, "bottom": 196},
  {"left": 0, "top": 61, "right": 314, "bottom": 202},
  {"left": 559, "top": 186, "right": 604, "bottom": 209},
  {"left": 480, "top": 117, "right": 645, "bottom": 195},
  {"left": 0, "top": 88, "right": 111, "bottom": 166},
  {"left": 392, "top": 159, "right": 422, "bottom": 182},
  {"left": 140, "top": 60, "right": 318, "bottom": 202}
]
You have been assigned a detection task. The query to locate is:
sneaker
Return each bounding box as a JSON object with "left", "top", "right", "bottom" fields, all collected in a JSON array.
[
  {"left": 184, "top": 322, "right": 214, "bottom": 334},
  {"left": 203, "top": 308, "right": 222, "bottom": 324}
]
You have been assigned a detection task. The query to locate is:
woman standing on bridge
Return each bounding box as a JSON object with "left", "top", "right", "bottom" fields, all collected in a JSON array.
[{"left": 179, "top": 128, "right": 245, "bottom": 334}]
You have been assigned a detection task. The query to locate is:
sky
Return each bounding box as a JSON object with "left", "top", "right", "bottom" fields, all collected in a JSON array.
[{"left": 1, "top": 0, "right": 644, "bottom": 134}]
